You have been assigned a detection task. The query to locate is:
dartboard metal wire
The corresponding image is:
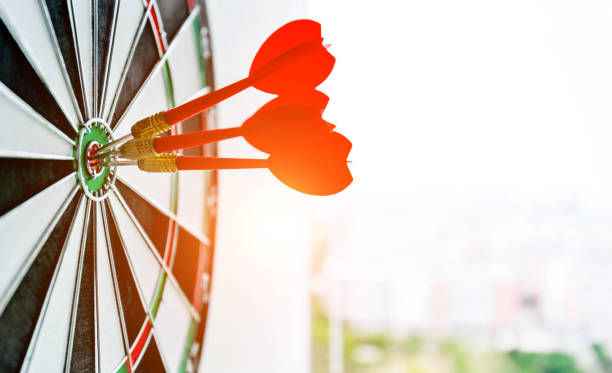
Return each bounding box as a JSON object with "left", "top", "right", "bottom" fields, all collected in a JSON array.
[{"left": 0, "top": 1, "right": 218, "bottom": 372}]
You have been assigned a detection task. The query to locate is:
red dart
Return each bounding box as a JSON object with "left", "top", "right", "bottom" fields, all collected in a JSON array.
[
  {"left": 132, "top": 131, "right": 353, "bottom": 196},
  {"left": 116, "top": 91, "right": 334, "bottom": 159},
  {"left": 126, "top": 19, "right": 335, "bottom": 140}
]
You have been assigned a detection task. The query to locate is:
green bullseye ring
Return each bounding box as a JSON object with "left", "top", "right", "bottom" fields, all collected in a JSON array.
[{"left": 73, "top": 119, "right": 117, "bottom": 200}]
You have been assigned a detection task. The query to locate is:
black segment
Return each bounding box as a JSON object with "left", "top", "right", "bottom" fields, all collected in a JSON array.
[
  {"left": 69, "top": 206, "right": 96, "bottom": 372},
  {"left": 96, "top": 0, "right": 117, "bottom": 115},
  {"left": 173, "top": 227, "right": 204, "bottom": 302},
  {"left": 0, "top": 193, "right": 80, "bottom": 372},
  {"left": 179, "top": 114, "right": 204, "bottom": 156},
  {"left": 0, "top": 158, "right": 73, "bottom": 217},
  {"left": 43, "top": 0, "right": 86, "bottom": 117},
  {"left": 104, "top": 201, "right": 147, "bottom": 343},
  {"left": 134, "top": 336, "right": 166, "bottom": 373},
  {"left": 0, "top": 18, "right": 75, "bottom": 138},
  {"left": 196, "top": 0, "right": 215, "bottom": 89},
  {"left": 111, "top": 25, "right": 160, "bottom": 127},
  {"left": 115, "top": 180, "right": 169, "bottom": 257},
  {"left": 157, "top": 0, "right": 189, "bottom": 44}
]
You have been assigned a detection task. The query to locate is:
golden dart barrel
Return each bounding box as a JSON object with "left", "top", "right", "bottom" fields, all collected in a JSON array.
[
  {"left": 119, "top": 137, "right": 158, "bottom": 160},
  {"left": 130, "top": 111, "right": 171, "bottom": 138},
  {"left": 137, "top": 154, "right": 178, "bottom": 172}
]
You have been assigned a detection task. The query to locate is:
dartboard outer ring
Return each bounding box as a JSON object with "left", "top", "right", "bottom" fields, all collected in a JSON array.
[{"left": 0, "top": 1, "right": 218, "bottom": 372}]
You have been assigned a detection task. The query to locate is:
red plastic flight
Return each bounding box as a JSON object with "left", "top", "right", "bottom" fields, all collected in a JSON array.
[{"left": 268, "top": 131, "right": 353, "bottom": 196}]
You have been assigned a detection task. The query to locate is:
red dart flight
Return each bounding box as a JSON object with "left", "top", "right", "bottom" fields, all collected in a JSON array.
[{"left": 268, "top": 131, "right": 353, "bottom": 196}]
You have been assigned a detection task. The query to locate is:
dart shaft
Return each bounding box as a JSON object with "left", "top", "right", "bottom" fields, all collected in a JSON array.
[
  {"left": 102, "top": 160, "right": 138, "bottom": 167},
  {"left": 135, "top": 154, "right": 269, "bottom": 172},
  {"left": 154, "top": 127, "right": 243, "bottom": 153},
  {"left": 164, "top": 78, "right": 252, "bottom": 126},
  {"left": 95, "top": 134, "right": 132, "bottom": 154},
  {"left": 177, "top": 156, "right": 269, "bottom": 170}
]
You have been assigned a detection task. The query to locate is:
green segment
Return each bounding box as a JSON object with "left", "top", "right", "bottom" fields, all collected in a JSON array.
[
  {"left": 193, "top": 17, "right": 207, "bottom": 87},
  {"left": 150, "top": 272, "right": 167, "bottom": 318},
  {"left": 115, "top": 361, "right": 129, "bottom": 373},
  {"left": 73, "top": 123, "right": 111, "bottom": 192},
  {"left": 179, "top": 320, "right": 197, "bottom": 373}
]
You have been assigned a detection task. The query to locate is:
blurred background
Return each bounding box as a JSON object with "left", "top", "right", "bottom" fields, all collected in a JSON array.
[{"left": 200, "top": 1, "right": 612, "bottom": 372}]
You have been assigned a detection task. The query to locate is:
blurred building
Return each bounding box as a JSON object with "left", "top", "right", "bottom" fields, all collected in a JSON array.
[{"left": 313, "top": 197, "right": 612, "bottom": 364}]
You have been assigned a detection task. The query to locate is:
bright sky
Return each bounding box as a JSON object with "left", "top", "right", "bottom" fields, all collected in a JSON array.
[
  {"left": 202, "top": 1, "right": 612, "bottom": 372},
  {"left": 310, "top": 0, "right": 612, "bottom": 210}
]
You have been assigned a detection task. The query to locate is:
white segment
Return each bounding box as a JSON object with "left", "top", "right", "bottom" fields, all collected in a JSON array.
[
  {"left": 177, "top": 171, "right": 206, "bottom": 234},
  {"left": 71, "top": 0, "right": 93, "bottom": 117},
  {"left": 107, "top": 192, "right": 160, "bottom": 307},
  {"left": 0, "top": 175, "right": 75, "bottom": 313},
  {"left": 95, "top": 203, "right": 126, "bottom": 373},
  {"left": 101, "top": 0, "right": 145, "bottom": 120},
  {"left": 118, "top": 163, "right": 172, "bottom": 213},
  {"left": 0, "top": 83, "right": 74, "bottom": 160},
  {"left": 0, "top": 0, "right": 79, "bottom": 129},
  {"left": 23, "top": 197, "right": 86, "bottom": 373},
  {"left": 166, "top": 22, "right": 202, "bottom": 105},
  {"left": 113, "top": 67, "right": 168, "bottom": 138},
  {"left": 154, "top": 279, "right": 193, "bottom": 373}
]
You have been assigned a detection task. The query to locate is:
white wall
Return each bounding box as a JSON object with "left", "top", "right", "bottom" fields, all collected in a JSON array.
[{"left": 200, "top": 1, "right": 312, "bottom": 372}]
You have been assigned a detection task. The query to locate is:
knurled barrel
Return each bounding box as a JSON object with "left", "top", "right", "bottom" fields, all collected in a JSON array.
[
  {"left": 119, "top": 137, "right": 158, "bottom": 160},
  {"left": 131, "top": 112, "right": 171, "bottom": 138},
  {"left": 137, "top": 154, "right": 178, "bottom": 173}
]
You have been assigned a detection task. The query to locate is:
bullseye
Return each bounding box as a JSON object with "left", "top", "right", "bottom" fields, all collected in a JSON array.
[
  {"left": 74, "top": 118, "right": 117, "bottom": 201},
  {"left": 85, "top": 141, "right": 102, "bottom": 177}
]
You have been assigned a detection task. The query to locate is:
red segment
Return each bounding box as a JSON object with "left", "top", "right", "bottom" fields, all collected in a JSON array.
[
  {"left": 130, "top": 321, "right": 152, "bottom": 364},
  {"left": 163, "top": 220, "right": 177, "bottom": 266},
  {"left": 86, "top": 143, "right": 101, "bottom": 174},
  {"left": 146, "top": 0, "right": 166, "bottom": 53}
]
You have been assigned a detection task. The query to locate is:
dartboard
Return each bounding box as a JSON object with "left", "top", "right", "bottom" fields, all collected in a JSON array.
[{"left": 0, "top": 0, "right": 218, "bottom": 372}]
